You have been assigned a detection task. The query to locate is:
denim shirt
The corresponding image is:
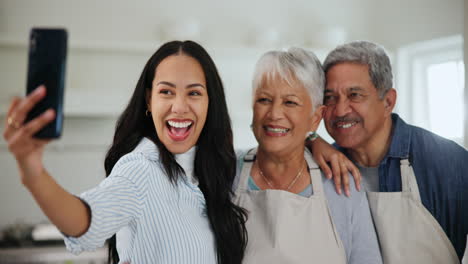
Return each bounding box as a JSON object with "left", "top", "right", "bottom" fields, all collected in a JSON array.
[{"left": 336, "top": 113, "right": 468, "bottom": 259}]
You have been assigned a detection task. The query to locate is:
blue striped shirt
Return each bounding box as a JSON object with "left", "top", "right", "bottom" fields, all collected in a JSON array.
[{"left": 64, "top": 138, "right": 217, "bottom": 263}]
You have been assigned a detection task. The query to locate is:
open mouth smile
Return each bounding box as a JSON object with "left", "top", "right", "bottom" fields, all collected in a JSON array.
[
  {"left": 336, "top": 121, "right": 358, "bottom": 129},
  {"left": 263, "top": 125, "right": 290, "bottom": 136},
  {"left": 166, "top": 119, "right": 194, "bottom": 141}
]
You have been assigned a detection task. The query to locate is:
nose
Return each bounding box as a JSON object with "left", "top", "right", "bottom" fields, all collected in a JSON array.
[
  {"left": 334, "top": 98, "right": 352, "bottom": 117},
  {"left": 267, "top": 101, "right": 284, "bottom": 120},
  {"left": 171, "top": 94, "right": 189, "bottom": 114}
]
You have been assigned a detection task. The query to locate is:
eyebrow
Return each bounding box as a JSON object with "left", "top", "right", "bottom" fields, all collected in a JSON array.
[
  {"left": 156, "top": 81, "right": 206, "bottom": 89},
  {"left": 349, "top": 86, "right": 365, "bottom": 92},
  {"left": 256, "top": 90, "right": 272, "bottom": 96},
  {"left": 187, "top": 83, "right": 206, "bottom": 89},
  {"left": 324, "top": 87, "right": 365, "bottom": 93},
  {"left": 283, "top": 94, "right": 300, "bottom": 99}
]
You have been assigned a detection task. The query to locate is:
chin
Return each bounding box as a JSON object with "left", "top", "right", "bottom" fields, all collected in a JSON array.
[
  {"left": 162, "top": 138, "right": 196, "bottom": 154},
  {"left": 258, "top": 141, "right": 289, "bottom": 154},
  {"left": 167, "top": 145, "right": 192, "bottom": 154},
  {"left": 333, "top": 136, "right": 361, "bottom": 149}
]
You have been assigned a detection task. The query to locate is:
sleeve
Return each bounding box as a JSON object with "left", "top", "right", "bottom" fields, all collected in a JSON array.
[
  {"left": 348, "top": 192, "right": 383, "bottom": 264},
  {"left": 64, "top": 155, "right": 150, "bottom": 254}
]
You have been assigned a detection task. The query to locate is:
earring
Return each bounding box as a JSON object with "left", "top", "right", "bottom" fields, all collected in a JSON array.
[
  {"left": 145, "top": 109, "right": 151, "bottom": 116},
  {"left": 250, "top": 124, "right": 253, "bottom": 130}
]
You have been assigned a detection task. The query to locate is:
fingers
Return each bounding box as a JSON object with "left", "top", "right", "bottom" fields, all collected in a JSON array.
[
  {"left": 6, "top": 97, "right": 21, "bottom": 120},
  {"left": 340, "top": 161, "right": 350, "bottom": 197},
  {"left": 22, "top": 109, "right": 56, "bottom": 137},
  {"left": 13, "top": 85, "right": 47, "bottom": 125},
  {"left": 3, "top": 97, "right": 22, "bottom": 139},
  {"left": 6, "top": 109, "right": 55, "bottom": 157},
  {"left": 4, "top": 86, "right": 47, "bottom": 140},
  {"left": 330, "top": 157, "right": 343, "bottom": 195},
  {"left": 316, "top": 156, "right": 332, "bottom": 179},
  {"left": 348, "top": 162, "right": 362, "bottom": 191}
]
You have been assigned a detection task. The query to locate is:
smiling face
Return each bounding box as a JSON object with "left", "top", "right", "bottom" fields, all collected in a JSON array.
[
  {"left": 252, "top": 75, "right": 323, "bottom": 156},
  {"left": 323, "top": 62, "right": 394, "bottom": 151},
  {"left": 147, "top": 54, "right": 208, "bottom": 154}
]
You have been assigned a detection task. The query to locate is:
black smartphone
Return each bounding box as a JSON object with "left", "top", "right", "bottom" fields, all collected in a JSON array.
[{"left": 25, "top": 28, "right": 67, "bottom": 138}]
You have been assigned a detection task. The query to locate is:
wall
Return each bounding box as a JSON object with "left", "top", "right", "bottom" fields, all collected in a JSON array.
[
  {"left": 465, "top": 1, "right": 468, "bottom": 148},
  {"left": 0, "top": 0, "right": 464, "bottom": 231}
]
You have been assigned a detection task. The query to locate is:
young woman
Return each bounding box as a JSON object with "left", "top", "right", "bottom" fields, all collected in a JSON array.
[{"left": 3, "top": 40, "right": 247, "bottom": 264}]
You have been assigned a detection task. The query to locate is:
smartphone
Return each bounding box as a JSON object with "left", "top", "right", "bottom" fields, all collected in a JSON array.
[{"left": 25, "top": 28, "right": 67, "bottom": 138}]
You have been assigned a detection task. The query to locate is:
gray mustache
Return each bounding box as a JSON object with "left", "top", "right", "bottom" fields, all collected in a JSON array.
[{"left": 331, "top": 116, "right": 361, "bottom": 126}]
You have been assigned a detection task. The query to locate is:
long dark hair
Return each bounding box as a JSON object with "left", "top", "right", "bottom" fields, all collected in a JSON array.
[{"left": 104, "top": 40, "right": 248, "bottom": 264}]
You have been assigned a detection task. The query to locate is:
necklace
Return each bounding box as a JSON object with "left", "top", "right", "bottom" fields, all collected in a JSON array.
[{"left": 257, "top": 161, "right": 305, "bottom": 191}]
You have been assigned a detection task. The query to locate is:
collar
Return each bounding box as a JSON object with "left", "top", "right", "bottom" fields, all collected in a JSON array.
[
  {"left": 136, "top": 137, "right": 198, "bottom": 184},
  {"left": 386, "top": 113, "right": 411, "bottom": 159},
  {"left": 175, "top": 146, "right": 197, "bottom": 185}
]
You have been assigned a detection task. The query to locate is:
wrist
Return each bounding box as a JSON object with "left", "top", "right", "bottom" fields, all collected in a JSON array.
[
  {"left": 306, "top": 131, "right": 319, "bottom": 142},
  {"left": 21, "top": 166, "right": 49, "bottom": 190}
]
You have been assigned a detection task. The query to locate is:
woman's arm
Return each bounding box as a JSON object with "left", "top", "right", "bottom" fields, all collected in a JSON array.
[
  {"left": 306, "top": 136, "right": 361, "bottom": 196},
  {"left": 26, "top": 170, "right": 91, "bottom": 237},
  {"left": 3, "top": 86, "right": 90, "bottom": 236}
]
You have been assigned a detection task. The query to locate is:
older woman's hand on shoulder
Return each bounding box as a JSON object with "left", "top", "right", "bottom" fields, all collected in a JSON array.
[{"left": 306, "top": 136, "right": 361, "bottom": 196}]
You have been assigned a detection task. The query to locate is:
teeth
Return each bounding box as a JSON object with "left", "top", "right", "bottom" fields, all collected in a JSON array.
[
  {"left": 337, "top": 122, "right": 357, "bottom": 129},
  {"left": 266, "top": 127, "right": 289, "bottom": 133},
  {"left": 168, "top": 120, "right": 192, "bottom": 128}
]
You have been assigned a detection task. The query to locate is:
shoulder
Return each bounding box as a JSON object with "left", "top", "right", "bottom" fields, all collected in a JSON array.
[
  {"left": 408, "top": 125, "right": 468, "bottom": 166},
  {"left": 322, "top": 175, "right": 366, "bottom": 211},
  {"left": 233, "top": 148, "right": 254, "bottom": 191},
  {"left": 111, "top": 138, "right": 163, "bottom": 183},
  {"left": 410, "top": 125, "right": 465, "bottom": 152},
  {"left": 235, "top": 148, "right": 251, "bottom": 172},
  {"left": 390, "top": 115, "right": 467, "bottom": 168}
]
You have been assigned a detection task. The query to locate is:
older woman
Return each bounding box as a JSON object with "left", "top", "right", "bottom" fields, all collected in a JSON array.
[{"left": 233, "top": 48, "right": 382, "bottom": 264}]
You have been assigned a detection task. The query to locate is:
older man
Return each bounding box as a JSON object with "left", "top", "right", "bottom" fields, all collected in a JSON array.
[{"left": 317, "top": 41, "right": 467, "bottom": 263}]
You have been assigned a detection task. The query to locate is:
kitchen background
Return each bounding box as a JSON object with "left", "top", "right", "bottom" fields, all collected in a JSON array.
[{"left": 0, "top": 0, "right": 466, "bottom": 250}]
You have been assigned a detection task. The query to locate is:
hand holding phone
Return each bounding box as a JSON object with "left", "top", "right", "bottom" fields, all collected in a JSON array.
[{"left": 25, "top": 28, "right": 67, "bottom": 138}]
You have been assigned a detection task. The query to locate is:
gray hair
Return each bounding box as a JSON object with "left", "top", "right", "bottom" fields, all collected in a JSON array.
[
  {"left": 323, "top": 41, "right": 393, "bottom": 98},
  {"left": 252, "top": 47, "right": 325, "bottom": 111}
]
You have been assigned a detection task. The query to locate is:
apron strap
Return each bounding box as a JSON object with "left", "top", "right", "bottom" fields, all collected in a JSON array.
[
  {"left": 304, "top": 149, "right": 324, "bottom": 196},
  {"left": 237, "top": 148, "right": 325, "bottom": 198},
  {"left": 236, "top": 148, "right": 257, "bottom": 192},
  {"left": 400, "top": 159, "right": 422, "bottom": 202}
]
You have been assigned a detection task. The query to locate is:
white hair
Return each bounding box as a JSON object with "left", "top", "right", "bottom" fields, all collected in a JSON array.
[{"left": 251, "top": 47, "right": 324, "bottom": 111}]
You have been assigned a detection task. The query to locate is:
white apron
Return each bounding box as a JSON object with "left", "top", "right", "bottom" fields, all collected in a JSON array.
[
  {"left": 233, "top": 149, "right": 347, "bottom": 264},
  {"left": 367, "top": 159, "right": 459, "bottom": 264}
]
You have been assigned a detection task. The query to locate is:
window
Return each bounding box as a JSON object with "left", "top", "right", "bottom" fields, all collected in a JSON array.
[
  {"left": 396, "top": 35, "right": 465, "bottom": 146},
  {"left": 426, "top": 60, "right": 464, "bottom": 141}
]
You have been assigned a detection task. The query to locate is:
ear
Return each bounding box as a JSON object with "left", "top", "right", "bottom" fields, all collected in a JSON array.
[
  {"left": 309, "top": 105, "right": 325, "bottom": 131},
  {"left": 383, "top": 88, "right": 397, "bottom": 115},
  {"left": 145, "top": 89, "right": 152, "bottom": 111}
]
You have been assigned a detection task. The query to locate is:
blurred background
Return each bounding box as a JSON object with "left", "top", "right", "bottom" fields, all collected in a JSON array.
[{"left": 0, "top": 0, "right": 466, "bottom": 261}]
